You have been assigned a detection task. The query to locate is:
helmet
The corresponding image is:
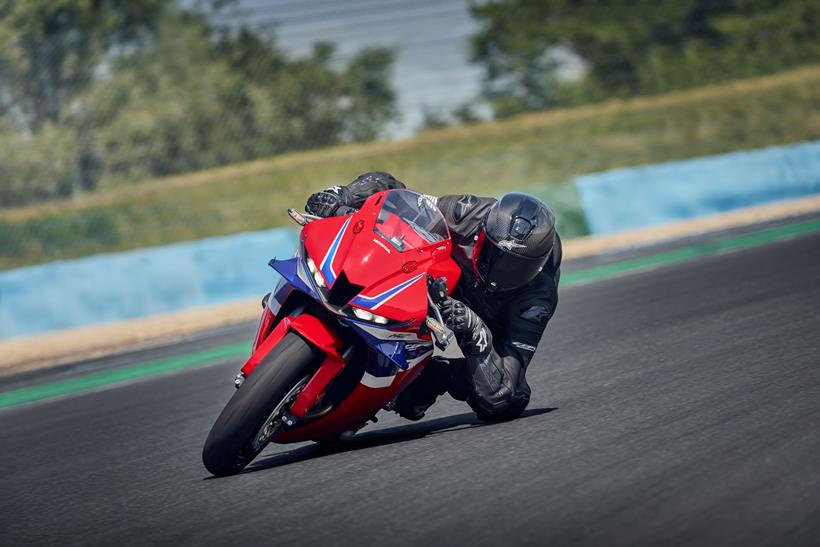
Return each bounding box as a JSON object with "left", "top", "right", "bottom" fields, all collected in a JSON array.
[
  {"left": 350, "top": 171, "right": 402, "bottom": 187},
  {"left": 473, "top": 193, "right": 556, "bottom": 292}
]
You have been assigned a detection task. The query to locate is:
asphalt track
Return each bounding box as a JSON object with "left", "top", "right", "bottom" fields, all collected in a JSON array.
[{"left": 1, "top": 226, "right": 820, "bottom": 546}]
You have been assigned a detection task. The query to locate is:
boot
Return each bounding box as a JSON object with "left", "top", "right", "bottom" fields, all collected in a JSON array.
[{"left": 391, "top": 357, "right": 452, "bottom": 421}]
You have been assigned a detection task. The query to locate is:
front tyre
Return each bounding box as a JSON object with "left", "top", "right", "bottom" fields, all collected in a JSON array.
[{"left": 202, "top": 332, "right": 322, "bottom": 476}]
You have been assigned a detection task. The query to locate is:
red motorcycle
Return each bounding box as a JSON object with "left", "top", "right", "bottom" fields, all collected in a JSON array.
[{"left": 203, "top": 189, "right": 461, "bottom": 476}]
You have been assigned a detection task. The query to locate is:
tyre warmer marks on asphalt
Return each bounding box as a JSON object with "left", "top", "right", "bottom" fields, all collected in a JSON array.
[{"left": 2, "top": 217, "right": 819, "bottom": 410}]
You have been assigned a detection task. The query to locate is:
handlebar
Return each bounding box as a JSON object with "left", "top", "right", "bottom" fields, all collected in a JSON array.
[
  {"left": 288, "top": 209, "right": 322, "bottom": 226},
  {"left": 426, "top": 275, "right": 453, "bottom": 350},
  {"left": 288, "top": 208, "right": 358, "bottom": 226}
]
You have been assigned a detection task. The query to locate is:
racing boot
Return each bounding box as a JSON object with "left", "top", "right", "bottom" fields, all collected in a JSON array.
[{"left": 390, "top": 357, "right": 453, "bottom": 421}]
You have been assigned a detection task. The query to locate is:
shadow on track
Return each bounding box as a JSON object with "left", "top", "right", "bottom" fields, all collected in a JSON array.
[{"left": 231, "top": 407, "right": 557, "bottom": 476}]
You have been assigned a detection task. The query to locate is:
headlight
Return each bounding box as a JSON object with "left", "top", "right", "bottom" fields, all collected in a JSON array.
[
  {"left": 305, "top": 249, "right": 389, "bottom": 326},
  {"left": 352, "top": 307, "right": 389, "bottom": 325},
  {"left": 305, "top": 256, "right": 327, "bottom": 288}
]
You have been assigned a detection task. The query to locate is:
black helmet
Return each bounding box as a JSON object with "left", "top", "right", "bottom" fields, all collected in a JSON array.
[{"left": 473, "top": 192, "right": 556, "bottom": 292}]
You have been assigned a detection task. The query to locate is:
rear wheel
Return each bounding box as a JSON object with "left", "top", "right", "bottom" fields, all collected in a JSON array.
[{"left": 202, "top": 332, "right": 322, "bottom": 476}]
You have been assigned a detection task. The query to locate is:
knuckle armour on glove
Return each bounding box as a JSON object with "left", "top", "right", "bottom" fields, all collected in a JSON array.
[
  {"left": 440, "top": 298, "right": 471, "bottom": 334},
  {"left": 440, "top": 298, "right": 488, "bottom": 355},
  {"left": 305, "top": 187, "right": 348, "bottom": 218}
]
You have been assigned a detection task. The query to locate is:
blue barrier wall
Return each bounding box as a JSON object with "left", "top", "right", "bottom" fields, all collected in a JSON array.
[
  {"left": 576, "top": 140, "right": 820, "bottom": 235},
  {"left": 5, "top": 140, "right": 820, "bottom": 338},
  {"left": 0, "top": 228, "right": 297, "bottom": 339}
]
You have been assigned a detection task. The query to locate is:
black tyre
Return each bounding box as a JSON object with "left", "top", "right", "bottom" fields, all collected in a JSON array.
[{"left": 202, "top": 332, "right": 322, "bottom": 476}]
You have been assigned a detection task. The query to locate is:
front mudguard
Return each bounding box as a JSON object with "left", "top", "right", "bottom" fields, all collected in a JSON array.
[{"left": 240, "top": 314, "right": 346, "bottom": 419}]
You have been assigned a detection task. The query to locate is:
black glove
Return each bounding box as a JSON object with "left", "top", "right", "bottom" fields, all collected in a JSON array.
[
  {"left": 305, "top": 186, "right": 350, "bottom": 218},
  {"left": 440, "top": 297, "right": 490, "bottom": 355}
]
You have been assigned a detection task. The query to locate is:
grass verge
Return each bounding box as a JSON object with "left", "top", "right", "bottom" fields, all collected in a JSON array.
[{"left": 2, "top": 65, "right": 820, "bottom": 270}]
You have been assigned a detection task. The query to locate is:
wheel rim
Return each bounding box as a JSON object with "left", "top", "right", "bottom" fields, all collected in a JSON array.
[{"left": 251, "top": 375, "right": 310, "bottom": 452}]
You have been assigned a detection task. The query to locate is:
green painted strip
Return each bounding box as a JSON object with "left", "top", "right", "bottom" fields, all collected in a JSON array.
[
  {"left": 1, "top": 216, "right": 819, "bottom": 410},
  {"left": 561, "top": 218, "right": 820, "bottom": 286},
  {"left": 0, "top": 341, "right": 249, "bottom": 409}
]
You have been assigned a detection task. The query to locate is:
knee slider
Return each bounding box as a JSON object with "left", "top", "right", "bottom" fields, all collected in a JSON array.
[{"left": 470, "top": 382, "right": 529, "bottom": 421}]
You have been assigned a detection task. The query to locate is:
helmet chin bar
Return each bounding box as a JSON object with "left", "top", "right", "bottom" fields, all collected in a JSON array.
[{"left": 477, "top": 233, "right": 549, "bottom": 292}]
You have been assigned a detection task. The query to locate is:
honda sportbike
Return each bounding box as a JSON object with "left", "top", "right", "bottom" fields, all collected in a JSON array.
[{"left": 203, "top": 189, "right": 460, "bottom": 476}]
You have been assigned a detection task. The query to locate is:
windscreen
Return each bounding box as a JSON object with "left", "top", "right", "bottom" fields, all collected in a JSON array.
[{"left": 374, "top": 190, "right": 448, "bottom": 252}]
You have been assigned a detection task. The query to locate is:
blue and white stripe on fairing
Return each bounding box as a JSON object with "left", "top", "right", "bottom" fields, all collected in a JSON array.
[
  {"left": 360, "top": 350, "right": 433, "bottom": 389},
  {"left": 350, "top": 273, "right": 424, "bottom": 311},
  {"left": 319, "top": 216, "right": 352, "bottom": 286}
]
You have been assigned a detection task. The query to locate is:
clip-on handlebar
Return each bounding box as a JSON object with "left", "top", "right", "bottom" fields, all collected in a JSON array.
[
  {"left": 288, "top": 208, "right": 322, "bottom": 226},
  {"left": 426, "top": 275, "right": 453, "bottom": 351}
]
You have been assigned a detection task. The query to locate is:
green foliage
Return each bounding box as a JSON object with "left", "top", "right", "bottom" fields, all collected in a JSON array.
[
  {"left": 0, "top": 0, "right": 167, "bottom": 131},
  {"left": 341, "top": 47, "right": 398, "bottom": 141},
  {"left": 27, "top": 214, "right": 96, "bottom": 254},
  {"left": 1, "top": 209, "right": 120, "bottom": 263},
  {"left": 470, "top": 0, "right": 820, "bottom": 116},
  {"left": 3, "top": 66, "right": 819, "bottom": 270},
  {"left": 420, "top": 108, "right": 451, "bottom": 131},
  {"left": 528, "top": 180, "right": 589, "bottom": 239},
  {"left": 419, "top": 103, "right": 482, "bottom": 131},
  {"left": 0, "top": 121, "right": 81, "bottom": 204},
  {"left": 0, "top": 2, "right": 396, "bottom": 206},
  {"left": 0, "top": 220, "right": 23, "bottom": 255}
]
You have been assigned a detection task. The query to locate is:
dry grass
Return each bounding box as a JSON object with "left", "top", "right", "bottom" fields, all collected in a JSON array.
[
  {"left": 2, "top": 65, "right": 820, "bottom": 269},
  {"left": 5, "top": 193, "right": 820, "bottom": 373}
]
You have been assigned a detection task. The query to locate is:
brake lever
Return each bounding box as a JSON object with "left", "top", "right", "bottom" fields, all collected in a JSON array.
[
  {"left": 426, "top": 302, "right": 452, "bottom": 351},
  {"left": 288, "top": 208, "right": 318, "bottom": 226},
  {"left": 426, "top": 275, "right": 453, "bottom": 350}
]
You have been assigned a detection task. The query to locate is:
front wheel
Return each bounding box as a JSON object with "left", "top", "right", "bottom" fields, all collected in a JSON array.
[{"left": 202, "top": 332, "right": 322, "bottom": 476}]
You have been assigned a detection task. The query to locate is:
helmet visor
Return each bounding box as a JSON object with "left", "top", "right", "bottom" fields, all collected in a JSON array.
[{"left": 476, "top": 237, "right": 548, "bottom": 292}]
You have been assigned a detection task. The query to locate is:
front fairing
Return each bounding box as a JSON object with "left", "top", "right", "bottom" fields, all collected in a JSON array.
[
  {"left": 269, "top": 251, "right": 434, "bottom": 379},
  {"left": 300, "top": 193, "right": 452, "bottom": 325},
  {"left": 268, "top": 190, "right": 457, "bottom": 382}
]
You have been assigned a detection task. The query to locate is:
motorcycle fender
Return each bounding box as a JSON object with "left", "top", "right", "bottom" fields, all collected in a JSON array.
[
  {"left": 240, "top": 314, "right": 346, "bottom": 418},
  {"left": 251, "top": 306, "right": 276, "bottom": 353},
  {"left": 241, "top": 314, "right": 343, "bottom": 377}
]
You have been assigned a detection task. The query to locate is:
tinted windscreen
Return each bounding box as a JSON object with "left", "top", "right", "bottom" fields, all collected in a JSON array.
[{"left": 374, "top": 190, "right": 448, "bottom": 252}]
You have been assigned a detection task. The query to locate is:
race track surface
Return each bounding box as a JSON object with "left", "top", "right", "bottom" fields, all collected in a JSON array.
[{"left": 2, "top": 229, "right": 819, "bottom": 546}]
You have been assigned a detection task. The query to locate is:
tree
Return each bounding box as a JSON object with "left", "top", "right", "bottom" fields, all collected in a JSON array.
[
  {"left": 0, "top": 0, "right": 167, "bottom": 132},
  {"left": 71, "top": 14, "right": 247, "bottom": 182},
  {"left": 72, "top": 16, "right": 396, "bottom": 184},
  {"left": 0, "top": 119, "right": 80, "bottom": 204},
  {"left": 0, "top": 2, "right": 397, "bottom": 206},
  {"left": 341, "top": 47, "right": 397, "bottom": 141},
  {"left": 470, "top": 0, "right": 820, "bottom": 117}
]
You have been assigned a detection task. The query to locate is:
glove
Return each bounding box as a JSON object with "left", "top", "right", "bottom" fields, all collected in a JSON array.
[
  {"left": 305, "top": 186, "right": 350, "bottom": 218},
  {"left": 440, "top": 297, "right": 490, "bottom": 355}
]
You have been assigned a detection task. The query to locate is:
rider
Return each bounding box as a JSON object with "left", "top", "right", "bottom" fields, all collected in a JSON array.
[{"left": 305, "top": 172, "right": 562, "bottom": 422}]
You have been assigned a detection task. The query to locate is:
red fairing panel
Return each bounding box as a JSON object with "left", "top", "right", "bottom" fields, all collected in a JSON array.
[
  {"left": 301, "top": 191, "right": 456, "bottom": 326},
  {"left": 241, "top": 314, "right": 344, "bottom": 378}
]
